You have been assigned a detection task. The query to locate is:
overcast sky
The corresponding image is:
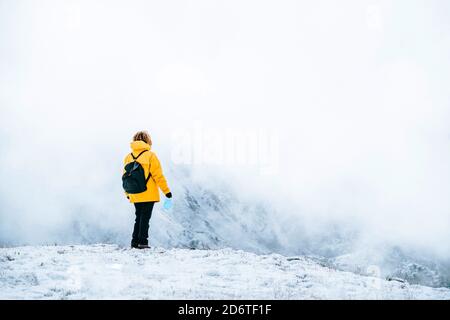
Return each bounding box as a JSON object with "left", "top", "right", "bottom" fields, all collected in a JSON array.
[{"left": 1, "top": 0, "right": 449, "bottom": 255}]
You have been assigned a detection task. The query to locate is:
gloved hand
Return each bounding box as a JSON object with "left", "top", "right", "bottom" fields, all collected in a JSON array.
[{"left": 165, "top": 192, "right": 172, "bottom": 198}]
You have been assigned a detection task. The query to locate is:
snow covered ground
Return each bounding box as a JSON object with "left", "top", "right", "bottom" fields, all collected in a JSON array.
[{"left": 1, "top": 244, "right": 449, "bottom": 300}]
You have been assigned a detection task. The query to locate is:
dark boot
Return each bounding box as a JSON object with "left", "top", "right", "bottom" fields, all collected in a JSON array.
[
  {"left": 138, "top": 244, "right": 150, "bottom": 249},
  {"left": 131, "top": 241, "right": 139, "bottom": 249}
]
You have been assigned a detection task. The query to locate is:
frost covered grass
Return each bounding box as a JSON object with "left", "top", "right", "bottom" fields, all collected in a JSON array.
[{"left": 0, "top": 244, "right": 449, "bottom": 300}]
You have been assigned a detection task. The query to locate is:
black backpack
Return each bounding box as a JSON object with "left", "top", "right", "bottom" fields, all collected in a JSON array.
[{"left": 122, "top": 150, "right": 151, "bottom": 194}]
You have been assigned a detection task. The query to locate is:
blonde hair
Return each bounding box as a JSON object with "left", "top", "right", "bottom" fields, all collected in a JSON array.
[{"left": 133, "top": 130, "right": 152, "bottom": 145}]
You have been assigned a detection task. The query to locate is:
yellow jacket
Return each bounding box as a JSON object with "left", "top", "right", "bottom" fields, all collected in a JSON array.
[{"left": 123, "top": 141, "right": 170, "bottom": 203}]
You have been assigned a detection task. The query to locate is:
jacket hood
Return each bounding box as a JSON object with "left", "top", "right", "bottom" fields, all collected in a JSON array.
[{"left": 130, "top": 140, "right": 151, "bottom": 152}]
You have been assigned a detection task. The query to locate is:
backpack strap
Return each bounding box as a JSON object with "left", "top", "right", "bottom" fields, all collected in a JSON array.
[
  {"left": 145, "top": 153, "right": 153, "bottom": 183},
  {"left": 131, "top": 149, "right": 148, "bottom": 160},
  {"left": 145, "top": 172, "right": 152, "bottom": 183}
]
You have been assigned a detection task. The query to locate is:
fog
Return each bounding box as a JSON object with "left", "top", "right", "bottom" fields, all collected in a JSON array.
[{"left": 1, "top": 0, "right": 449, "bottom": 275}]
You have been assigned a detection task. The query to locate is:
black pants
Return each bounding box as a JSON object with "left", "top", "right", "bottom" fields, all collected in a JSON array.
[{"left": 132, "top": 202, "right": 155, "bottom": 246}]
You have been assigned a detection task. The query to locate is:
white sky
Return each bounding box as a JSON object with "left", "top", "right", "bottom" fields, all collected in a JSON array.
[{"left": 1, "top": 0, "right": 449, "bottom": 255}]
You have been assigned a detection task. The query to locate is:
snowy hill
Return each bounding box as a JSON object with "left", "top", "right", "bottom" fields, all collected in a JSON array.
[
  {"left": 2, "top": 166, "right": 449, "bottom": 290},
  {"left": 1, "top": 244, "right": 449, "bottom": 300}
]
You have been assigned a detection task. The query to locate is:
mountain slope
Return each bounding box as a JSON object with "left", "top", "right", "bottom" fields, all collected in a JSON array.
[{"left": 1, "top": 244, "right": 449, "bottom": 299}]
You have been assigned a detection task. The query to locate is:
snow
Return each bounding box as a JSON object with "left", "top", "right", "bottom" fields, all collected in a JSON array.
[{"left": 1, "top": 244, "right": 449, "bottom": 299}]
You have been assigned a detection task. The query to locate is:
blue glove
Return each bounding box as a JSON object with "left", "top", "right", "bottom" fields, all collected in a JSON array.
[{"left": 163, "top": 198, "right": 173, "bottom": 211}]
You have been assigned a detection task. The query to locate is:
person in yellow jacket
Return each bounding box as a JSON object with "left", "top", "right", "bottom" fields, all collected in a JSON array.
[{"left": 123, "top": 130, "right": 171, "bottom": 249}]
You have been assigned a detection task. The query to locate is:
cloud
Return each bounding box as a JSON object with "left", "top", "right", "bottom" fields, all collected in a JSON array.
[{"left": 0, "top": 0, "right": 449, "bottom": 264}]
